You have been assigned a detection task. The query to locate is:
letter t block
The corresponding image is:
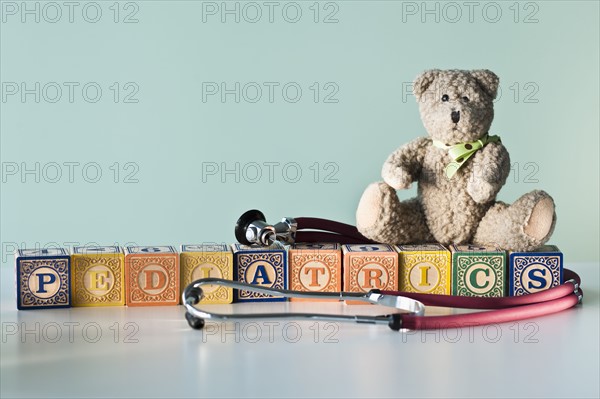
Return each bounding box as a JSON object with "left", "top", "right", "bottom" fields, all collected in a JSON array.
[
  {"left": 289, "top": 243, "right": 342, "bottom": 301},
  {"left": 125, "top": 246, "right": 180, "bottom": 306}
]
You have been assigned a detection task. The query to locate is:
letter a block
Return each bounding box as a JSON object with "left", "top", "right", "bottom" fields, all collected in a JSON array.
[
  {"left": 125, "top": 246, "right": 180, "bottom": 306},
  {"left": 451, "top": 244, "right": 506, "bottom": 297},
  {"left": 72, "top": 246, "right": 125, "bottom": 307},
  {"left": 232, "top": 243, "right": 287, "bottom": 302},
  {"left": 509, "top": 245, "right": 563, "bottom": 296},
  {"left": 289, "top": 243, "right": 342, "bottom": 301},
  {"left": 342, "top": 244, "right": 398, "bottom": 303},
  {"left": 397, "top": 244, "right": 451, "bottom": 295},
  {"left": 180, "top": 244, "right": 233, "bottom": 304},
  {"left": 16, "top": 248, "right": 71, "bottom": 310}
]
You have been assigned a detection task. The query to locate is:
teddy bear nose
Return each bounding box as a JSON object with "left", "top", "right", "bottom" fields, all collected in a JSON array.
[{"left": 451, "top": 111, "right": 460, "bottom": 123}]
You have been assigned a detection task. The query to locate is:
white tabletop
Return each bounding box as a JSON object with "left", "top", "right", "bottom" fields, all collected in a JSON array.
[{"left": 1, "top": 263, "right": 598, "bottom": 398}]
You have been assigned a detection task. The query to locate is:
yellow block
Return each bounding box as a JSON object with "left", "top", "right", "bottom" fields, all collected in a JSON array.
[
  {"left": 180, "top": 244, "right": 233, "bottom": 304},
  {"left": 397, "top": 244, "right": 451, "bottom": 295},
  {"left": 71, "top": 246, "right": 125, "bottom": 307}
]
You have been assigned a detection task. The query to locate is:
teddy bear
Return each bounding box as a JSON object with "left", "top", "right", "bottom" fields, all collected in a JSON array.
[{"left": 355, "top": 69, "right": 556, "bottom": 251}]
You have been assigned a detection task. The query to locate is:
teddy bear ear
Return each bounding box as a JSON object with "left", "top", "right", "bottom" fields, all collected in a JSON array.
[
  {"left": 413, "top": 69, "right": 441, "bottom": 100},
  {"left": 471, "top": 69, "right": 499, "bottom": 99}
]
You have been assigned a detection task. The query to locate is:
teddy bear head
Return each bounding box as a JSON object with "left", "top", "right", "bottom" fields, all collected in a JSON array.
[{"left": 413, "top": 69, "right": 499, "bottom": 144}]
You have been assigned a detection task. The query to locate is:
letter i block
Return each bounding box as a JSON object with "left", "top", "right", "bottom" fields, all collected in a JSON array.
[
  {"left": 397, "top": 244, "right": 451, "bottom": 295},
  {"left": 289, "top": 243, "right": 342, "bottom": 301},
  {"left": 342, "top": 244, "right": 398, "bottom": 303},
  {"left": 180, "top": 244, "right": 233, "bottom": 304},
  {"left": 125, "top": 246, "right": 180, "bottom": 306},
  {"left": 232, "top": 243, "right": 287, "bottom": 302},
  {"left": 451, "top": 244, "right": 506, "bottom": 297},
  {"left": 71, "top": 246, "right": 125, "bottom": 306},
  {"left": 16, "top": 248, "right": 71, "bottom": 310},
  {"left": 509, "top": 245, "right": 563, "bottom": 296}
]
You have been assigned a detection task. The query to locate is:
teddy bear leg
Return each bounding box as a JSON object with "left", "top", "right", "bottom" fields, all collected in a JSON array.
[
  {"left": 356, "top": 182, "right": 433, "bottom": 244},
  {"left": 473, "top": 190, "right": 556, "bottom": 251}
]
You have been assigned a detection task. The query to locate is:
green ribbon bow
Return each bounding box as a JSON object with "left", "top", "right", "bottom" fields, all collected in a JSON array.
[{"left": 432, "top": 133, "right": 501, "bottom": 179}]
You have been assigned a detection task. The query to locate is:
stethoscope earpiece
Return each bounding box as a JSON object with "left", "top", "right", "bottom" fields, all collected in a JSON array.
[{"left": 235, "top": 209, "right": 267, "bottom": 246}]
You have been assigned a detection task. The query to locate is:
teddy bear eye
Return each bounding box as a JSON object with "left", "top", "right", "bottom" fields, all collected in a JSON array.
[
  {"left": 462, "top": 96, "right": 470, "bottom": 102},
  {"left": 441, "top": 94, "right": 449, "bottom": 102}
]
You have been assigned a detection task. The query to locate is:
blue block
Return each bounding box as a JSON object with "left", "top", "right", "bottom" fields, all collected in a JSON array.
[
  {"left": 509, "top": 245, "right": 563, "bottom": 296},
  {"left": 231, "top": 243, "right": 287, "bottom": 302},
  {"left": 15, "top": 248, "right": 71, "bottom": 309}
]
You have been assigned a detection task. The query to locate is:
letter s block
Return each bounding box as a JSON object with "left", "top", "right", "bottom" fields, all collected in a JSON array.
[
  {"left": 397, "top": 244, "right": 451, "bottom": 295},
  {"left": 509, "top": 245, "right": 563, "bottom": 296},
  {"left": 16, "top": 248, "right": 71, "bottom": 310},
  {"left": 451, "top": 244, "right": 506, "bottom": 297},
  {"left": 125, "top": 246, "right": 180, "bottom": 306},
  {"left": 289, "top": 243, "right": 342, "bottom": 301},
  {"left": 72, "top": 246, "right": 125, "bottom": 307},
  {"left": 231, "top": 243, "right": 287, "bottom": 302},
  {"left": 342, "top": 244, "right": 398, "bottom": 303},
  {"left": 180, "top": 244, "right": 233, "bottom": 304}
]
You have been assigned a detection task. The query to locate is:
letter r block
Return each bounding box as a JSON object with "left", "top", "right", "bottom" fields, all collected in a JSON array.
[
  {"left": 451, "top": 244, "right": 506, "bottom": 297},
  {"left": 289, "top": 243, "right": 342, "bottom": 301},
  {"left": 16, "top": 248, "right": 71, "bottom": 310},
  {"left": 342, "top": 244, "right": 398, "bottom": 304},
  {"left": 231, "top": 243, "right": 287, "bottom": 302},
  {"left": 72, "top": 246, "right": 125, "bottom": 307},
  {"left": 180, "top": 244, "right": 233, "bottom": 304},
  {"left": 397, "top": 244, "right": 451, "bottom": 295},
  {"left": 509, "top": 245, "right": 563, "bottom": 296},
  {"left": 125, "top": 246, "right": 180, "bottom": 306}
]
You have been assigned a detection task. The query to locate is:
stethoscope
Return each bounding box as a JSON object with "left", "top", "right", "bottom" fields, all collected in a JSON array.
[{"left": 182, "top": 210, "right": 583, "bottom": 331}]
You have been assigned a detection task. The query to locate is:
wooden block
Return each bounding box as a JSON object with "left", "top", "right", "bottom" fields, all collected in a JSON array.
[
  {"left": 509, "top": 245, "right": 563, "bottom": 296},
  {"left": 231, "top": 243, "right": 287, "bottom": 302},
  {"left": 342, "top": 244, "right": 398, "bottom": 303},
  {"left": 451, "top": 244, "right": 506, "bottom": 297},
  {"left": 124, "top": 246, "right": 180, "bottom": 306},
  {"left": 180, "top": 244, "right": 233, "bottom": 304},
  {"left": 72, "top": 246, "right": 125, "bottom": 307},
  {"left": 397, "top": 244, "right": 451, "bottom": 295},
  {"left": 288, "top": 243, "right": 342, "bottom": 301},
  {"left": 16, "top": 248, "right": 71, "bottom": 310}
]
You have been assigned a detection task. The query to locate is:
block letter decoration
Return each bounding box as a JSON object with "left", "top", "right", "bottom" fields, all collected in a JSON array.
[
  {"left": 125, "top": 246, "right": 179, "bottom": 306},
  {"left": 71, "top": 246, "right": 125, "bottom": 306},
  {"left": 397, "top": 244, "right": 451, "bottom": 295},
  {"left": 289, "top": 243, "right": 342, "bottom": 301},
  {"left": 342, "top": 244, "right": 398, "bottom": 303},
  {"left": 180, "top": 244, "right": 233, "bottom": 304},
  {"left": 509, "top": 245, "right": 563, "bottom": 296},
  {"left": 451, "top": 244, "right": 506, "bottom": 297},
  {"left": 232, "top": 243, "right": 287, "bottom": 302}
]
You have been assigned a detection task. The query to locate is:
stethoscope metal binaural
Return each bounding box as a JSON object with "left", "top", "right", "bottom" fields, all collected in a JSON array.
[{"left": 182, "top": 210, "right": 583, "bottom": 331}]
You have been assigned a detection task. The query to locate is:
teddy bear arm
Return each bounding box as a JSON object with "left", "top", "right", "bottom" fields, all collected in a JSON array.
[
  {"left": 381, "top": 137, "right": 429, "bottom": 190},
  {"left": 467, "top": 142, "right": 511, "bottom": 203}
]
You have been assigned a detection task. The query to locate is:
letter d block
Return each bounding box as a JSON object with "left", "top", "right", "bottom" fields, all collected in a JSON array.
[
  {"left": 16, "top": 248, "right": 71, "bottom": 310},
  {"left": 451, "top": 244, "right": 506, "bottom": 297},
  {"left": 232, "top": 243, "right": 287, "bottom": 302},
  {"left": 398, "top": 244, "right": 451, "bottom": 295},
  {"left": 509, "top": 245, "right": 563, "bottom": 296},
  {"left": 289, "top": 243, "right": 342, "bottom": 302},
  {"left": 72, "top": 246, "right": 125, "bottom": 307},
  {"left": 125, "top": 246, "right": 180, "bottom": 306},
  {"left": 342, "top": 244, "right": 398, "bottom": 303},
  {"left": 180, "top": 244, "right": 233, "bottom": 304}
]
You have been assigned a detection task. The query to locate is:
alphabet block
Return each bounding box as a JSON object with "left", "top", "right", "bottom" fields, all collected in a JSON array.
[
  {"left": 232, "top": 243, "right": 287, "bottom": 302},
  {"left": 288, "top": 243, "right": 342, "bottom": 301},
  {"left": 451, "top": 244, "right": 506, "bottom": 297},
  {"left": 342, "top": 244, "right": 398, "bottom": 303},
  {"left": 509, "top": 245, "right": 563, "bottom": 296},
  {"left": 124, "top": 246, "right": 180, "bottom": 306},
  {"left": 397, "top": 244, "right": 451, "bottom": 295},
  {"left": 180, "top": 244, "right": 233, "bottom": 304},
  {"left": 16, "top": 248, "right": 71, "bottom": 310},
  {"left": 72, "top": 246, "right": 125, "bottom": 307}
]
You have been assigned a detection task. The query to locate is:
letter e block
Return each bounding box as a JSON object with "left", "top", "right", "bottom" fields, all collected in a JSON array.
[
  {"left": 125, "top": 246, "right": 180, "bottom": 306},
  {"left": 232, "top": 243, "right": 287, "bottom": 302},
  {"left": 342, "top": 244, "right": 398, "bottom": 303},
  {"left": 451, "top": 244, "right": 506, "bottom": 297},
  {"left": 16, "top": 248, "right": 71, "bottom": 310},
  {"left": 397, "top": 244, "right": 451, "bottom": 295},
  {"left": 72, "top": 246, "right": 125, "bottom": 306},
  {"left": 180, "top": 244, "right": 233, "bottom": 304},
  {"left": 509, "top": 245, "right": 563, "bottom": 296},
  {"left": 289, "top": 243, "right": 342, "bottom": 301}
]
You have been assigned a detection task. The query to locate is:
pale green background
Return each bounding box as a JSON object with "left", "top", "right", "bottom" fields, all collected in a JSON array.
[{"left": 1, "top": 0, "right": 598, "bottom": 265}]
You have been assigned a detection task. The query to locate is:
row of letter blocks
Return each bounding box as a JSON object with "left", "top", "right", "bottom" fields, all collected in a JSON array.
[{"left": 15, "top": 243, "right": 563, "bottom": 309}]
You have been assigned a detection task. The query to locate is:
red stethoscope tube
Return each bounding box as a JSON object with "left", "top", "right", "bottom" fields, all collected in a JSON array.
[{"left": 295, "top": 217, "right": 375, "bottom": 244}]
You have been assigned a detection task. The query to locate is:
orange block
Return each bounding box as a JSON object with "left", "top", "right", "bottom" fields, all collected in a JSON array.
[
  {"left": 342, "top": 244, "right": 398, "bottom": 304},
  {"left": 124, "top": 246, "right": 180, "bottom": 306},
  {"left": 289, "top": 243, "right": 342, "bottom": 302}
]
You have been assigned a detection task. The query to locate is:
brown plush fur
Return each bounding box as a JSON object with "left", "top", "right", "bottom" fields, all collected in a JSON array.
[{"left": 356, "top": 69, "right": 556, "bottom": 251}]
